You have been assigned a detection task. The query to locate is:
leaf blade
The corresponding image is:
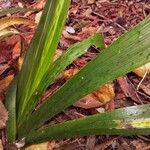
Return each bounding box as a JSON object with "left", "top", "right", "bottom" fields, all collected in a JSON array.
[
  {"left": 19, "top": 16, "right": 150, "bottom": 136},
  {"left": 18, "top": 33, "right": 105, "bottom": 126},
  {"left": 25, "top": 104, "right": 150, "bottom": 144},
  {"left": 17, "top": 0, "right": 70, "bottom": 123},
  {"left": 5, "top": 78, "right": 18, "bottom": 143}
]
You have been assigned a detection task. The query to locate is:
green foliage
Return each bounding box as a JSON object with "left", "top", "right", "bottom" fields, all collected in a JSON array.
[
  {"left": 4, "top": 0, "right": 150, "bottom": 147},
  {"left": 26, "top": 104, "right": 150, "bottom": 144}
]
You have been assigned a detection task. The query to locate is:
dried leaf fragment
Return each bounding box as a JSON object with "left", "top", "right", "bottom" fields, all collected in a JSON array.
[
  {"left": 74, "top": 84, "right": 115, "bottom": 109},
  {"left": 0, "top": 75, "right": 14, "bottom": 92},
  {"left": 64, "top": 69, "right": 115, "bottom": 109},
  {"left": 0, "top": 140, "right": 3, "bottom": 150},
  {"left": 74, "top": 94, "right": 103, "bottom": 109},
  {"left": 93, "top": 84, "right": 115, "bottom": 103},
  {"left": 0, "top": 101, "right": 8, "bottom": 129},
  {"left": 25, "top": 142, "right": 48, "bottom": 150},
  {"left": 63, "top": 68, "right": 79, "bottom": 79},
  {"left": 0, "top": 64, "right": 9, "bottom": 76},
  {"left": 0, "top": 17, "right": 35, "bottom": 31},
  {"left": 133, "top": 63, "right": 150, "bottom": 77}
]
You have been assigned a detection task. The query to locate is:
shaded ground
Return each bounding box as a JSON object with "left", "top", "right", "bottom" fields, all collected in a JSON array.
[{"left": 0, "top": 0, "right": 150, "bottom": 149}]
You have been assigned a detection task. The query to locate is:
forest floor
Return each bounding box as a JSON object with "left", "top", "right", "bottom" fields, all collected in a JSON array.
[{"left": 0, "top": 0, "right": 150, "bottom": 149}]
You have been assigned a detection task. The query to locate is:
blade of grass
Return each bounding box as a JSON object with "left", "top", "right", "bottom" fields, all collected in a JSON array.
[
  {"left": 17, "top": 0, "right": 70, "bottom": 123},
  {"left": 18, "top": 16, "right": 150, "bottom": 137},
  {"left": 5, "top": 78, "right": 18, "bottom": 143},
  {"left": 18, "top": 33, "right": 105, "bottom": 127},
  {"left": 25, "top": 104, "right": 150, "bottom": 144},
  {"left": 0, "top": 7, "right": 37, "bottom": 17}
]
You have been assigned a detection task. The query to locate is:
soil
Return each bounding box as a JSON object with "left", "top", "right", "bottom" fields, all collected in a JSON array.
[{"left": 0, "top": 0, "right": 150, "bottom": 149}]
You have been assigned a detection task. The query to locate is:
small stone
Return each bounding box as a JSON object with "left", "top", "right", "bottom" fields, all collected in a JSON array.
[{"left": 66, "top": 26, "right": 75, "bottom": 34}]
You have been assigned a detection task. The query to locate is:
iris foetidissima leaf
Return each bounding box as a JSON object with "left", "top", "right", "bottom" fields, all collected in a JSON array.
[
  {"left": 17, "top": 33, "right": 105, "bottom": 128},
  {"left": 5, "top": 78, "right": 18, "bottom": 143},
  {"left": 18, "top": 16, "right": 150, "bottom": 137},
  {"left": 17, "top": 0, "right": 70, "bottom": 123},
  {"left": 25, "top": 104, "right": 150, "bottom": 144}
]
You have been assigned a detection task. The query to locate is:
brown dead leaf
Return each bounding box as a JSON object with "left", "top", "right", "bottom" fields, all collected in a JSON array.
[
  {"left": 53, "top": 49, "right": 63, "bottom": 62},
  {"left": 0, "top": 64, "right": 9, "bottom": 76},
  {"left": 0, "top": 101, "right": 8, "bottom": 129},
  {"left": 93, "top": 84, "right": 115, "bottom": 103},
  {"left": 64, "top": 69, "right": 115, "bottom": 109},
  {"left": 63, "top": 68, "right": 79, "bottom": 79},
  {"left": 79, "top": 26, "right": 98, "bottom": 40},
  {"left": 74, "top": 94, "right": 103, "bottom": 109},
  {"left": 0, "top": 140, "right": 3, "bottom": 150},
  {"left": 140, "top": 84, "right": 150, "bottom": 96},
  {"left": 117, "top": 76, "right": 141, "bottom": 103},
  {"left": 0, "top": 75, "right": 14, "bottom": 92},
  {"left": 0, "top": 35, "right": 21, "bottom": 66},
  {"left": 30, "top": 0, "right": 46, "bottom": 10},
  {"left": 74, "top": 84, "right": 115, "bottom": 109},
  {"left": 86, "top": 136, "right": 96, "bottom": 150},
  {"left": 133, "top": 63, "right": 150, "bottom": 77},
  {"left": 88, "top": 0, "right": 95, "bottom": 4},
  {"left": 35, "top": 11, "right": 43, "bottom": 24},
  {"left": 0, "top": 17, "right": 35, "bottom": 31},
  {"left": 25, "top": 142, "right": 48, "bottom": 150}
]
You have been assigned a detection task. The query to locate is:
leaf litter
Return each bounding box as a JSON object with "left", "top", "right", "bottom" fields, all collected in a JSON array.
[{"left": 0, "top": 0, "right": 150, "bottom": 149}]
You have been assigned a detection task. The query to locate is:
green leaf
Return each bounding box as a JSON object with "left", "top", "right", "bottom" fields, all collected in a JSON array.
[
  {"left": 5, "top": 78, "right": 18, "bottom": 143},
  {"left": 19, "top": 16, "right": 150, "bottom": 137},
  {"left": 17, "top": 0, "right": 70, "bottom": 123},
  {"left": 18, "top": 33, "right": 105, "bottom": 127},
  {"left": 25, "top": 104, "right": 150, "bottom": 144},
  {"left": 0, "top": 7, "right": 37, "bottom": 17}
]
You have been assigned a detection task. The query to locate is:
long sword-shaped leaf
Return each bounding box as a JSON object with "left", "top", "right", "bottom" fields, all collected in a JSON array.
[
  {"left": 5, "top": 78, "right": 18, "bottom": 143},
  {"left": 18, "top": 33, "right": 105, "bottom": 127},
  {"left": 17, "top": 0, "right": 70, "bottom": 122},
  {"left": 18, "top": 16, "right": 150, "bottom": 136},
  {"left": 25, "top": 104, "right": 150, "bottom": 144}
]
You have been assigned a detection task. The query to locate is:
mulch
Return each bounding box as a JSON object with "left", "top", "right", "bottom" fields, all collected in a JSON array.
[{"left": 0, "top": 0, "right": 150, "bottom": 149}]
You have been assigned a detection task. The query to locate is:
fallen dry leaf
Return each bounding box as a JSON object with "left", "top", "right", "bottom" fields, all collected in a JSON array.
[
  {"left": 0, "top": 17, "right": 35, "bottom": 31},
  {"left": 93, "top": 84, "right": 115, "bottom": 103},
  {"left": 64, "top": 69, "right": 115, "bottom": 109},
  {"left": 0, "top": 140, "right": 3, "bottom": 150},
  {"left": 0, "top": 101, "right": 8, "bottom": 129},
  {"left": 0, "top": 75, "right": 14, "bottom": 92},
  {"left": 79, "top": 26, "right": 98, "bottom": 40},
  {"left": 117, "top": 76, "right": 141, "bottom": 103},
  {"left": 25, "top": 142, "right": 48, "bottom": 150},
  {"left": 63, "top": 68, "right": 79, "bottom": 79},
  {"left": 74, "top": 84, "right": 115, "bottom": 109},
  {"left": 35, "top": 11, "right": 43, "bottom": 24},
  {"left": 140, "top": 84, "right": 150, "bottom": 96},
  {"left": 74, "top": 94, "right": 103, "bottom": 109},
  {"left": 88, "top": 0, "right": 95, "bottom": 4},
  {"left": 0, "top": 28, "right": 19, "bottom": 39},
  {"left": 53, "top": 49, "right": 63, "bottom": 62},
  {"left": 133, "top": 63, "right": 150, "bottom": 77},
  {"left": 0, "top": 64, "right": 9, "bottom": 76}
]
